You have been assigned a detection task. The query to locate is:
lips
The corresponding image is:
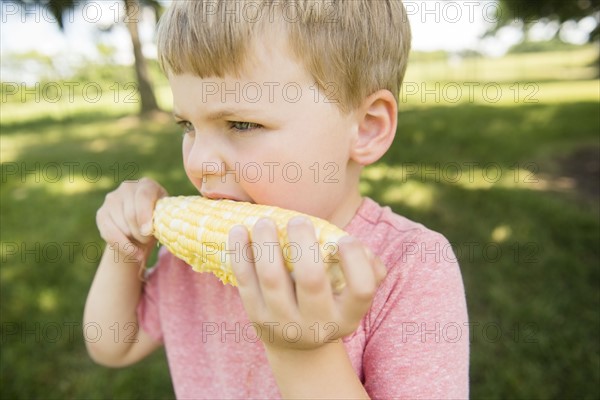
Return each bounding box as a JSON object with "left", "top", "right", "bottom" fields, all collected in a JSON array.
[{"left": 201, "top": 192, "right": 240, "bottom": 201}]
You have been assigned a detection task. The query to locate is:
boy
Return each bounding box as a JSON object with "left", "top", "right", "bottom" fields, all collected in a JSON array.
[{"left": 85, "top": 1, "right": 469, "bottom": 398}]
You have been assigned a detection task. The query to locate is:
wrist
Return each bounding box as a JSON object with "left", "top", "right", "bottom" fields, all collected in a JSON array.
[
  {"left": 263, "top": 339, "right": 343, "bottom": 364},
  {"left": 263, "top": 341, "right": 369, "bottom": 399},
  {"left": 101, "top": 242, "right": 148, "bottom": 269}
]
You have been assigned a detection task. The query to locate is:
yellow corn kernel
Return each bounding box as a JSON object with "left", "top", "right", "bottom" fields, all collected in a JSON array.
[{"left": 152, "top": 196, "right": 347, "bottom": 292}]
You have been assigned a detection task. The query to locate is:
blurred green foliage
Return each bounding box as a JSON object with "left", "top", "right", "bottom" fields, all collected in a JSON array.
[
  {"left": 1, "top": 45, "right": 599, "bottom": 399},
  {"left": 508, "top": 38, "right": 588, "bottom": 54},
  {"left": 493, "top": 0, "right": 599, "bottom": 42}
]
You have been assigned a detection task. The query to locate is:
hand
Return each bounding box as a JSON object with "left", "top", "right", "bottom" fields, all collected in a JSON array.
[
  {"left": 228, "top": 216, "right": 386, "bottom": 350},
  {"left": 96, "top": 177, "right": 168, "bottom": 264}
]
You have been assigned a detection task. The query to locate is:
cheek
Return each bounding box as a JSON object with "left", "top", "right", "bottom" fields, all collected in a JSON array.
[
  {"left": 181, "top": 137, "right": 201, "bottom": 188},
  {"left": 182, "top": 135, "right": 193, "bottom": 166}
]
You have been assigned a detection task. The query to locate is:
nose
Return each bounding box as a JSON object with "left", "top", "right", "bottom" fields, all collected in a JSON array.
[{"left": 183, "top": 132, "right": 225, "bottom": 182}]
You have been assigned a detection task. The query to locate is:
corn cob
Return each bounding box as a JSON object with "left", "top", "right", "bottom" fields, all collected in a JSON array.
[{"left": 152, "top": 196, "right": 348, "bottom": 292}]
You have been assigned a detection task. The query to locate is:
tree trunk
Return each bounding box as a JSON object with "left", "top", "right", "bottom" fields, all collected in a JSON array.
[{"left": 124, "top": 0, "right": 160, "bottom": 115}]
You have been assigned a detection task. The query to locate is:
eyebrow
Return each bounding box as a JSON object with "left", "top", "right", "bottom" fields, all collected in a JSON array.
[{"left": 173, "top": 108, "right": 264, "bottom": 122}]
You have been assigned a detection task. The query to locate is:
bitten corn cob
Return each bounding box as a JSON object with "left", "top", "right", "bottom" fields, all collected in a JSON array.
[{"left": 152, "top": 196, "right": 348, "bottom": 292}]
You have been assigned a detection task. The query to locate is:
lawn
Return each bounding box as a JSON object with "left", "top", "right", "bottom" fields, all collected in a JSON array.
[{"left": 1, "top": 46, "right": 599, "bottom": 399}]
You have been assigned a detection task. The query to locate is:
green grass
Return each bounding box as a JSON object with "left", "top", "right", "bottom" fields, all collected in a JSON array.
[
  {"left": 406, "top": 46, "right": 599, "bottom": 84},
  {"left": 1, "top": 46, "right": 599, "bottom": 399}
]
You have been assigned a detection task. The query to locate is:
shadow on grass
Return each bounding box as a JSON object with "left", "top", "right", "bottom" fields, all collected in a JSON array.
[
  {"left": 1, "top": 184, "right": 177, "bottom": 399},
  {"left": 1, "top": 110, "right": 125, "bottom": 133},
  {"left": 1, "top": 102, "right": 599, "bottom": 399},
  {"left": 391, "top": 102, "right": 599, "bottom": 164}
]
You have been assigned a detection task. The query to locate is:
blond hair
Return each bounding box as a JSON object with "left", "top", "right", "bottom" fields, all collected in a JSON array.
[{"left": 157, "top": 0, "right": 411, "bottom": 113}]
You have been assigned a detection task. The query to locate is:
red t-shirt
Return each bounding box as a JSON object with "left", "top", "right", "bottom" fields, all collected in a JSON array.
[{"left": 137, "top": 197, "right": 470, "bottom": 399}]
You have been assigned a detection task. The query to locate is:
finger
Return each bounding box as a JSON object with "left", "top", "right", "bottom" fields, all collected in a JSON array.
[
  {"left": 336, "top": 236, "right": 377, "bottom": 321},
  {"left": 364, "top": 247, "right": 387, "bottom": 285},
  {"left": 123, "top": 194, "right": 147, "bottom": 244},
  {"left": 287, "top": 217, "right": 335, "bottom": 319},
  {"left": 100, "top": 189, "right": 133, "bottom": 241},
  {"left": 105, "top": 207, "right": 144, "bottom": 262},
  {"left": 98, "top": 215, "right": 143, "bottom": 265},
  {"left": 110, "top": 195, "right": 153, "bottom": 262},
  {"left": 97, "top": 208, "right": 126, "bottom": 245},
  {"left": 371, "top": 253, "right": 388, "bottom": 286},
  {"left": 135, "top": 179, "right": 168, "bottom": 237},
  {"left": 228, "top": 224, "right": 265, "bottom": 317},
  {"left": 102, "top": 198, "right": 132, "bottom": 243},
  {"left": 251, "top": 218, "right": 296, "bottom": 318}
]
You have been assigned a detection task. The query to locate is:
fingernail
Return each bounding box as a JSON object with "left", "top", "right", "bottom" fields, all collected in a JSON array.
[
  {"left": 255, "top": 217, "right": 274, "bottom": 229},
  {"left": 141, "top": 222, "right": 152, "bottom": 236},
  {"left": 338, "top": 235, "right": 355, "bottom": 246},
  {"left": 288, "top": 216, "right": 310, "bottom": 227},
  {"left": 229, "top": 225, "right": 247, "bottom": 239},
  {"left": 135, "top": 251, "right": 146, "bottom": 264}
]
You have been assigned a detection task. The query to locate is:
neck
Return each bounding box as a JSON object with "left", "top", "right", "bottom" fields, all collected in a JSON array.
[
  {"left": 327, "top": 161, "right": 365, "bottom": 229},
  {"left": 328, "top": 189, "right": 364, "bottom": 230}
]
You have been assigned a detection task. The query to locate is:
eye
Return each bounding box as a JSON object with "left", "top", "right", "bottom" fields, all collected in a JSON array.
[
  {"left": 176, "top": 120, "right": 194, "bottom": 136},
  {"left": 228, "top": 121, "right": 262, "bottom": 132}
]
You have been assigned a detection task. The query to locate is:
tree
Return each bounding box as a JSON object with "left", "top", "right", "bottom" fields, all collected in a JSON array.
[
  {"left": 492, "top": 0, "right": 600, "bottom": 42},
  {"left": 123, "top": 0, "right": 160, "bottom": 115},
  {"left": 6, "top": 0, "right": 162, "bottom": 115}
]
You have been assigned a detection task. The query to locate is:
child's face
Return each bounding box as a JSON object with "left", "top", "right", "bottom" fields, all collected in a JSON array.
[{"left": 169, "top": 36, "right": 361, "bottom": 224}]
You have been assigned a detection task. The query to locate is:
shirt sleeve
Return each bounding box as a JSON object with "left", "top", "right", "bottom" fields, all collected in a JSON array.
[
  {"left": 136, "top": 246, "right": 170, "bottom": 343},
  {"left": 363, "top": 231, "right": 470, "bottom": 399}
]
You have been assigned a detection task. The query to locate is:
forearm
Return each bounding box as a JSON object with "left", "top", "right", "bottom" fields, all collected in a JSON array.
[
  {"left": 265, "top": 341, "right": 369, "bottom": 399},
  {"left": 83, "top": 246, "right": 144, "bottom": 364}
]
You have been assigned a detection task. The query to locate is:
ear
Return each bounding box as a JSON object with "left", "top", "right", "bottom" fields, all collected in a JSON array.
[{"left": 350, "top": 90, "right": 398, "bottom": 166}]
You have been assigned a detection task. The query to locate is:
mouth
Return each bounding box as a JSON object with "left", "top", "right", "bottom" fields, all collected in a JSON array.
[{"left": 201, "top": 192, "right": 242, "bottom": 202}]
